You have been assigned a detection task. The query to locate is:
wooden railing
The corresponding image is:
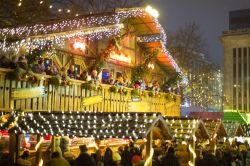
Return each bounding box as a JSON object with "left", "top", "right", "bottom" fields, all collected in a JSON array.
[{"left": 0, "top": 68, "right": 180, "bottom": 116}]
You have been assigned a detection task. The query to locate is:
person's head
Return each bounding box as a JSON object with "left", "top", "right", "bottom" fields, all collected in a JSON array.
[
  {"left": 70, "top": 64, "right": 75, "bottom": 71},
  {"left": 51, "top": 151, "right": 60, "bottom": 159},
  {"left": 79, "top": 144, "right": 88, "bottom": 153},
  {"left": 124, "top": 145, "right": 129, "bottom": 151},
  {"left": 37, "top": 58, "right": 44, "bottom": 66},
  {"left": 167, "top": 147, "right": 175, "bottom": 154},
  {"left": 21, "top": 150, "right": 29, "bottom": 159},
  {"left": 81, "top": 70, "right": 88, "bottom": 75},
  {"left": 118, "top": 146, "right": 123, "bottom": 153},
  {"left": 91, "top": 69, "right": 98, "bottom": 77},
  {"left": 12, "top": 55, "right": 19, "bottom": 63}
]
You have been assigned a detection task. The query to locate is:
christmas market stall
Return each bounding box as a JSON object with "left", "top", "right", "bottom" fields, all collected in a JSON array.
[
  {"left": 0, "top": 7, "right": 186, "bottom": 116},
  {"left": 203, "top": 119, "right": 228, "bottom": 140},
  {"left": 164, "top": 117, "right": 209, "bottom": 166},
  {"left": 223, "top": 121, "right": 244, "bottom": 138},
  {"left": 0, "top": 111, "right": 172, "bottom": 165}
]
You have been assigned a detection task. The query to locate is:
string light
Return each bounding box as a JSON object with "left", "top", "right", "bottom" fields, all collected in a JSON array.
[{"left": 0, "top": 7, "right": 185, "bottom": 81}]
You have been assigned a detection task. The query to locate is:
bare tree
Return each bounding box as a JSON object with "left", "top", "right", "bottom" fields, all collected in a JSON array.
[{"left": 167, "top": 22, "right": 223, "bottom": 111}]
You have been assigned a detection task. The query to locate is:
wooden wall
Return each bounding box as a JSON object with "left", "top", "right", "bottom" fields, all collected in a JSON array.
[{"left": 0, "top": 68, "right": 180, "bottom": 116}]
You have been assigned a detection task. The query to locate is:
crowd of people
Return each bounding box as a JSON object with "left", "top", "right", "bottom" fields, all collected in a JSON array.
[
  {"left": 1, "top": 138, "right": 249, "bottom": 166},
  {"left": 0, "top": 55, "right": 162, "bottom": 92}
]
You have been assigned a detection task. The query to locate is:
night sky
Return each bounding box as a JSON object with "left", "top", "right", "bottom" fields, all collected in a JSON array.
[{"left": 149, "top": 0, "right": 250, "bottom": 67}]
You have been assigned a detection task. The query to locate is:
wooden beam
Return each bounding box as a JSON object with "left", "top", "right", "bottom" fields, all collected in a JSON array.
[{"left": 145, "top": 131, "right": 152, "bottom": 166}]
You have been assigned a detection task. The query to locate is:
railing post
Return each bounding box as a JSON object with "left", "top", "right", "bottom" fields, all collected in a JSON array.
[{"left": 145, "top": 131, "right": 153, "bottom": 166}]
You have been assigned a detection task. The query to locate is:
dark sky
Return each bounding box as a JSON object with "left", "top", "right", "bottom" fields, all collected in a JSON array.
[{"left": 149, "top": 0, "right": 250, "bottom": 67}]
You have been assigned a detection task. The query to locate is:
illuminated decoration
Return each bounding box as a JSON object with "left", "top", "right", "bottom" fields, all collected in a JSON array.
[
  {"left": 1, "top": 112, "right": 172, "bottom": 140},
  {"left": 147, "top": 63, "right": 155, "bottom": 70},
  {"left": 0, "top": 7, "right": 185, "bottom": 81},
  {"left": 72, "top": 41, "right": 86, "bottom": 51},
  {"left": 145, "top": 148, "right": 154, "bottom": 166},
  {"left": 164, "top": 117, "right": 210, "bottom": 140},
  {"left": 109, "top": 50, "right": 131, "bottom": 64},
  {"left": 145, "top": 5, "right": 159, "bottom": 18}
]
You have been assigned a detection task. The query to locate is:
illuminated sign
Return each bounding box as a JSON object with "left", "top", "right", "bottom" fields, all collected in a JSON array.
[
  {"left": 73, "top": 42, "right": 86, "bottom": 51},
  {"left": 109, "top": 51, "right": 131, "bottom": 64}
]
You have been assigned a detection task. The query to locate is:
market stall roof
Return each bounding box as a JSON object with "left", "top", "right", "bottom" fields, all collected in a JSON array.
[
  {"left": 0, "top": 111, "right": 172, "bottom": 140},
  {"left": 0, "top": 7, "right": 186, "bottom": 82},
  {"left": 203, "top": 119, "right": 228, "bottom": 139},
  {"left": 241, "top": 124, "right": 250, "bottom": 137},
  {"left": 164, "top": 117, "right": 209, "bottom": 141},
  {"left": 223, "top": 121, "right": 244, "bottom": 137}
]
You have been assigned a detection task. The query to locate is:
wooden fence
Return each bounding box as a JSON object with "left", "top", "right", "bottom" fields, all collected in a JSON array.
[{"left": 0, "top": 68, "right": 180, "bottom": 116}]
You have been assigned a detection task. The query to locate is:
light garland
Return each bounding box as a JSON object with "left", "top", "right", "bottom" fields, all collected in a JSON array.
[{"left": 1, "top": 112, "right": 171, "bottom": 139}]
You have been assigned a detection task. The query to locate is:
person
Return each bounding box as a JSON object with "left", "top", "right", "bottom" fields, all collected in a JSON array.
[
  {"left": 9, "top": 55, "right": 19, "bottom": 69},
  {"left": 114, "top": 73, "right": 124, "bottom": 86},
  {"left": 67, "top": 64, "right": 77, "bottom": 79},
  {"left": 33, "top": 59, "right": 45, "bottom": 74},
  {"left": 46, "top": 151, "right": 70, "bottom": 166},
  {"left": 45, "top": 64, "right": 54, "bottom": 75},
  {"left": 160, "top": 147, "right": 180, "bottom": 166},
  {"left": 104, "top": 147, "right": 115, "bottom": 166},
  {"left": 91, "top": 69, "right": 99, "bottom": 84},
  {"left": 0, "top": 55, "right": 10, "bottom": 68},
  {"left": 121, "top": 145, "right": 132, "bottom": 166},
  {"left": 176, "top": 144, "right": 189, "bottom": 166},
  {"left": 79, "top": 70, "right": 88, "bottom": 81},
  {"left": 113, "top": 152, "right": 121, "bottom": 166},
  {"left": 215, "top": 149, "right": 226, "bottom": 166},
  {"left": 18, "top": 54, "right": 28, "bottom": 70},
  {"left": 197, "top": 150, "right": 219, "bottom": 166},
  {"left": 75, "top": 145, "right": 96, "bottom": 166},
  {"left": 16, "top": 150, "right": 32, "bottom": 166}
]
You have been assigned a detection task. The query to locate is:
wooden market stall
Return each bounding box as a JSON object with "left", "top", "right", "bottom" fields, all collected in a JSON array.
[
  {"left": 203, "top": 119, "right": 228, "bottom": 140},
  {"left": 0, "top": 7, "right": 185, "bottom": 116},
  {"left": 223, "top": 121, "right": 244, "bottom": 138},
  {"left": 164, "top": 117, "right": 209, "bottom": 166},
  {"left": 0, "top": 111, "right": 172, "bottom": 165}
]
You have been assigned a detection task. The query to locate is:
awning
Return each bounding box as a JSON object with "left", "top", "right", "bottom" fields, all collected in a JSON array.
[{"left": 1, "top": 111, "right": 172, "bottom": 140}]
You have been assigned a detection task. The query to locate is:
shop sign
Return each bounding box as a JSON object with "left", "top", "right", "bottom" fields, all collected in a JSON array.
[
  {"left": 11, "top": 86, "right": 45, "bottom": 99},
  {"left": 109, "top": 51, "right": 131, "bottom": 64}
]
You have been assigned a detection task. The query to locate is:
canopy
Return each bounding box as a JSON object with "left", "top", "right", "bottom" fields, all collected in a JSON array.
[
  {"left": 223, "top": 121, "right": 244, "bottom": 137},
  {"left": 164, "top": 117, "right": 209, "bottom": 141},
  {"left": 0, "top": 111, "right": 172, "bottom": 140},
  {"left": 203, "top": 119, "right": 228, "bottom": 139}
]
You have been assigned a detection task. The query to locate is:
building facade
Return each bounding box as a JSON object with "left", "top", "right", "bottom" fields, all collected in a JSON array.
[{"left": 221, "top": 9, "right": 250, "bottom": 112}]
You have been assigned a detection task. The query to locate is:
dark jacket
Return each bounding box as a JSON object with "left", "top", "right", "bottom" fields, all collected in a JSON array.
[
  {"left": 197, "top": 153, "right": 219, "bottom": 166},
  {"left": 75, "top": 153, "right": 96, "bottom": 166},
  {"left": 121, "top": 150, "right": 132, "bottom": 166},
  {"left": 160, "top": 153, "right": 180, "bottom": 166}
]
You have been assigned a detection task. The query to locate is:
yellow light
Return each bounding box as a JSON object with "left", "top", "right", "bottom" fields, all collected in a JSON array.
[
  {"left": 38, "top": 159, "right": 43, "bottom": 166},
  {"left": 35, "top": 137, "right": 44, "bottom": 151},
  {"left": 148, "top": 63, "right": 155, "bottom": 70},
  {"left": 67, "top": 9, "right": 71, "bottom": 13},
  {"left": 40, "top": 1, "right": 43, "bottom": 4},
  {"left": 73, "top": 42, "right": 86, "bottom": 51},
  {"left": 58, "top": 9, "right": 62, "bottom": 12},
  {"left": 49, "top": 5, "right": 53, "bottom": 8},
  {"left": 18, "top": 2, "right": 22, "bottom": 6},
  {"left": 145, "top": 5, "right": 159, "bottom": 18},
  {"left": 144, "top": 148, "right": 154, "bottom": 166},
  {"left": 110, "top": 51, "right": 131, "bottom": 64}
]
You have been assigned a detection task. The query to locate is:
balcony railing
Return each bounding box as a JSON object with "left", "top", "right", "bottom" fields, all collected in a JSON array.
[{"left": 0, "top": 68, "right": 180, "bottom": 116}]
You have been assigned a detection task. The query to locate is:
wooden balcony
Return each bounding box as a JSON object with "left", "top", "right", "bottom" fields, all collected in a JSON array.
[{"left": 0, "top": 68, "right": 180, "bottom": 116}]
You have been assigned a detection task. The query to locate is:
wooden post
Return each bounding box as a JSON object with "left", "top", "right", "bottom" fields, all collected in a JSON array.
[
  {"left": 9, "top": 133, "right": 17, "bottom": 165},
  {"left": 145, "top": 131, "right": 152, "bottom": 166},
  {"left": 36, "top": 135, "right": 42, "bottom": 165}
]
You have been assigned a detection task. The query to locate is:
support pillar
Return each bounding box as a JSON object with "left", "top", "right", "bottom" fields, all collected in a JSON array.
[{"left": 145, "top": 131, "right": 152, "bottom": 166}]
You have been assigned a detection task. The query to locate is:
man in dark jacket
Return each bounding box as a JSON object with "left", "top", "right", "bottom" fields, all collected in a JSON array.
[
  {"left": 75, "top": 145, "right": 96, "bottom": 166},
  {"left": 121, "top": 145, "right": 132, "bottom": 166},
  {"left": 161, "top": 147, "right": 180, "bottom": 166}
]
